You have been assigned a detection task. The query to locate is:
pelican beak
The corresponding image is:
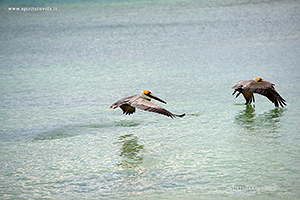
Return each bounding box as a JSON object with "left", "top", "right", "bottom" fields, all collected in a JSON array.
[
  {"left": 261, "top": 78, "right": 275, "bottom": 86},
  {"left": 147, "top": 93, "right": 167, "bottom": 104}
]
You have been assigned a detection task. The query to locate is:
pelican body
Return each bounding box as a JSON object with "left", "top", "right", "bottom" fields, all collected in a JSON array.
[
  {"left": 110, "top": 90, "right": 185, "bottom": 118},
  {"left": 231, "top": 77, "right": 286, "bottom": 107}
]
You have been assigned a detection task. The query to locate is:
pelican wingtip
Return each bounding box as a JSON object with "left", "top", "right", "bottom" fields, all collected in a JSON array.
[{"left": 176, "top": 113, "right": 185, "bottom": 118}]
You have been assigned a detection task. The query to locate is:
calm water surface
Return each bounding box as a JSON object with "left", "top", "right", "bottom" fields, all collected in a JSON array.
[{"left": 1, "top": 0, "right": 300, "bottom": 199}]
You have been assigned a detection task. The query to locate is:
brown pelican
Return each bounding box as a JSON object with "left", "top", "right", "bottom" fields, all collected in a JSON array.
[
  {"left": 231, "top": 77, "right": 286, "bottom": 107},
  {"left": 110, "top": 90, "right": 185, "bottom": 118}
]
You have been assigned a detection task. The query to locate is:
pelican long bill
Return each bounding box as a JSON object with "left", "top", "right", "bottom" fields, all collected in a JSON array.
[{"left": 144, "top": 90, "right": 167, "bottom": 104}]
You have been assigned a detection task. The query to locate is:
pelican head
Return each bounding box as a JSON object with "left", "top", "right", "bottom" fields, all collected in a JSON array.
[
  {"left": 254, "top": 77, "right": 275, "bottom": 85},
  {"left": 254, "top": 77, "right": 264, "bottom": 82},
  {"left": 141, "top": 90, "right": 167, "bottom": 104}
]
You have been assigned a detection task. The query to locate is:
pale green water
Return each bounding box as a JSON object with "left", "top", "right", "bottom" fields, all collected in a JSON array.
[{"left": 1, "top": 0, "right": 300, "bottom": 199}]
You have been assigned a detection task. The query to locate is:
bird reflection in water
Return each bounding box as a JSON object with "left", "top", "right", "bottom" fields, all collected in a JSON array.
[
  {"left": 235, "top": 105, "right": 256, "bottom": 129},
  {"left": 235, "top": 105, "right": 285, "bottom": 133},
  {"left": 115, "top": 134, "right": 144, "bottom": 171}
]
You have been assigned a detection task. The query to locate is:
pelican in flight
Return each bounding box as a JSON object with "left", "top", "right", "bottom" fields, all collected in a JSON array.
[
  {"left": 231, "top": 77, "right": 286, "bottom": 107},
  {"left": 110, "top": 90, "right": 185, "bottom": 118}
]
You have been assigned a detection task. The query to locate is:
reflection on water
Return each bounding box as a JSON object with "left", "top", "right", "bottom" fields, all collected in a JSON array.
[
  {"left": 113, "top": 120, "right": 142, "bottom": 127},
  {"left": 235, "top": 105, "right": 256, "bottom": 127},
  {"left": 33, "top": 126, "right": 80, "bottom": 141},
  {"left": 235, "top": 105, "right": 285, "bottom": 133},
  {"left": 115, "top": 134, "right": 144, "bottom": 171}
]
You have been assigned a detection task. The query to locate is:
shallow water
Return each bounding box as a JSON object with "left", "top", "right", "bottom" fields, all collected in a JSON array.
[{"left": 1, "top": 0, "right": 300, "bottom": 199}]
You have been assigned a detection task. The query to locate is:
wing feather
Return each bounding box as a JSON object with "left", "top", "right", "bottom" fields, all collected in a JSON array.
[
  {"left": 131, "top": 98, "right": 183, "bottom": 118},
  {"left": 241, "top": 90, "right": 255, "bottom": 104},
  {"left": 231, "top": 80, "right": 254, "bottom": 104},
  {"left": 243, "top": 81, "right": 286, "bottom": 107},
  {"left": 120, "top": 105, "right": 136, "bottom": 115}
]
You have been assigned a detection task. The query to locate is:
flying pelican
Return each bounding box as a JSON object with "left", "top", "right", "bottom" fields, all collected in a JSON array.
[
  {"left": 231, "top": 77, "right": 286, "bottom": 107},
  {"left": 110, "top": 90, "right": 185, "bottom": 118}
]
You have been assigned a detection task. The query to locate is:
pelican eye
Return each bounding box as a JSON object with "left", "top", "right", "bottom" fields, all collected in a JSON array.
[{"left": 144, "top": 90, "right": 151, "bottom": 95}]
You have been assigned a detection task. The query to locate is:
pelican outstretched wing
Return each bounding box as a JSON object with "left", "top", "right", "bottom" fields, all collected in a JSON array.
[
  {"left": 243, "top": 81, "right": 286, "bottom": 107},
  {"left": 131, "top": 98, "right": 185, "bottom": 118}
]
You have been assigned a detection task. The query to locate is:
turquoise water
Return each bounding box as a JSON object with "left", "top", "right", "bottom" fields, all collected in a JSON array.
[{"left": 1, "top": 0, "right": 300, "bottom": 199}]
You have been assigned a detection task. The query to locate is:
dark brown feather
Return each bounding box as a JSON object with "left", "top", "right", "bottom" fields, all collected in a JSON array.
[
  {"left": 131, "top": 99, "right": 181, "bottom": 118},
  {"left": 231, "top": 80, "right": 286, "bottom": 107},
  {"left": 120, "top": 105, "right": 136, "bottom": 115}
]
